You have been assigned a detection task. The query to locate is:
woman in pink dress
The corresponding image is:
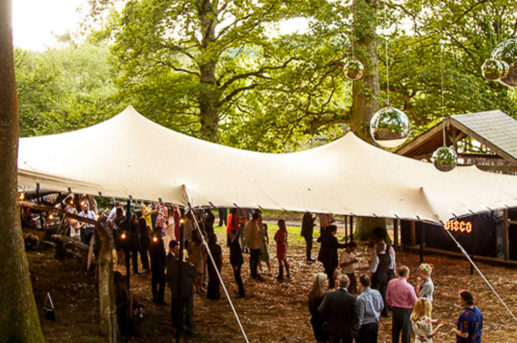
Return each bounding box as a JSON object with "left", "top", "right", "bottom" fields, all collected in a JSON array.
[{"left": 274, "top": 219, "right": 290, "bottom": 280}]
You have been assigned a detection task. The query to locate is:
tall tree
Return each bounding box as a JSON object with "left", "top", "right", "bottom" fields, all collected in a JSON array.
[
  {"left": 349, "top": 0, "right": 387, "bottom": 239},
  {"left": 100, "top": 0, "right": 355, "bottom": 144},
  {"left": 0, "top": 0, "right": 46, "bottom": 340}
]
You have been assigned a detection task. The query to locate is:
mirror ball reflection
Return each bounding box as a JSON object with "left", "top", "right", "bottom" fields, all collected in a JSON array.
[
  {"left": 370, "top": 107, "right": 410, "bottom": 148},
  {"left": 432, "top": 146, "right": 458, "bottom": 172},
  {"left": 344, "top": 58, "right": 364, "bottom": 80}
]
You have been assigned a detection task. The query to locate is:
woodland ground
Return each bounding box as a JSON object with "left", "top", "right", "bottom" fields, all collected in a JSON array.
[{"left": 29, "top": 220, "right": 517, "bottom": 343}]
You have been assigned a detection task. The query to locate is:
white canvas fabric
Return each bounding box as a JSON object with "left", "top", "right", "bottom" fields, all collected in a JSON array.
[{"left": 18, "top": 106, "right": 517, "bottom": 223}]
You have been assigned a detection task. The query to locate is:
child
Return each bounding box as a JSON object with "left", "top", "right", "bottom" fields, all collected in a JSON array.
[
  {"left": 411, "top": 297, "right": 446, "bottom": 343},
  {"left": 339, "top": 241, "right": 358, "bottom": 293},
  {"left": 274, "top": 219, "right": 290, "bottom": 280}
]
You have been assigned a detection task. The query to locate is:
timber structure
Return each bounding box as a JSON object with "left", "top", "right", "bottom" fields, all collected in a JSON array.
[{"left": 396, "top": 110, "right": 517, "bottom": 175}]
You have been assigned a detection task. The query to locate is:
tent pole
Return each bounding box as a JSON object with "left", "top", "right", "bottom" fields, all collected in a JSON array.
[
  {"left": 470, "top": 225, "right": 474, "bottom": 275},
  {"left": 344, "top": 216, "right": 348, "bottom": 243},
  {"left": 443, "top": 228, "right": 517, "bottom": 323},
  {"left": 125, "top": 199, "right": 131, "bottom": 291},
  {"left": 350, "top": 216, "right": 354, "bottom": 242},
  {"left": 419, "top": 224, "right": 424, "bottom": 264},
  {"left": 393, "top": 219, "right": 398, "bottom": 246},
  {"left": 176, "top": 213, "right": 184, "bottom": 343},
  {"left": 184, "top": 197, "right": 249, "bottom": 343}
]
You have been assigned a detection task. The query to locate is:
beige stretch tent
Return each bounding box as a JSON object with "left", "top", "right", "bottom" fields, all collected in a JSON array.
[{"left": 17, "top": 106, "right": 517, "bottom": 224}]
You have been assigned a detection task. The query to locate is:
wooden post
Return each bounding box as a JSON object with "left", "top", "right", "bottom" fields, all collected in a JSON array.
[
  {"left": 419, "top": 224, "right": 425, "bottom": 263},
  {"left": 410, "top": 221, "right": 416, "bottom": 246},
  {"left": 504, "top": 209, "right": 510, "bottom": 260},
  {"left": 344, "top": 216, "right": 348, "bottom": 243},
  {"left": 96, "top": 221, "right": 118, "bottom": 343}
]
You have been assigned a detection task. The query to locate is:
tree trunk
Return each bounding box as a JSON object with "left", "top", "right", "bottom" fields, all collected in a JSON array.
[
  {"left": 350, "top": 0, "right": 386, "bottom": 239},
  {"left": 96, "top": 222, "right": 118, "bottom": 343},
  {"left": 0, "top": 0, "right": 46, "bottom": 341},
  {"left": 198, "top": 0, "right": 219, "bottom": 142}
]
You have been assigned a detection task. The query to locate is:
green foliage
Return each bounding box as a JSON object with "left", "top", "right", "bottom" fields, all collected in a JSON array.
[
  {"left": 16, "top": 0, "right": 517, "bottom": 151},
  {"left": 102, "top": 0, "right": 354, "bottom": 147},
  {"left": 381, "top": 0, "right": 517, "bottom": 134},
  {"left": 15, "top": 44, "right": 124, "bottom": 137}
]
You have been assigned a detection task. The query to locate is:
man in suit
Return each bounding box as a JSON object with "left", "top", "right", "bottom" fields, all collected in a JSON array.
[
  {"left": 317, "top": 225, "right": 346, "bottom": 288},
  {"left": 229, "top": 230, "right": 245, "bottom": 298},
  {"left": 318, "top": 274, "right": 360, "bottom": 343},
  {"left": 166, "top": 240, "right": 199, "bottom": 337}
]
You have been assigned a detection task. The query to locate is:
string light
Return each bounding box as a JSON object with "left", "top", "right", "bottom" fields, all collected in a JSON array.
[
  {"left": 179, "top": 218, "right": 185, "bottom": 224},
  {"left": 152, "top": 235, "right": 158, "bottom": 243},
  {"left": 48, "top": 214, "right": 54, "bottom": 220},
  {"left": 120, "top": 232, "right": 127, "bottom": 240},
  {"left": 18, "top": 193, "right": 25, "bottom": 201}
]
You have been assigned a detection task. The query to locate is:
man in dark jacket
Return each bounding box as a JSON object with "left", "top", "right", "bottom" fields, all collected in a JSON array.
[
  {"left": 166, "top": 240, "right": 199, "bottom": 336},
  {"left": 317, "top": 225, "right": 346, "bottom": 288},
  {"left": 149, "top": 232, "right": 166, "bottom": 305},
  {"left": 318, "top": 274, "right": 360, "bottom": 343},
  {"left": 229, "top": 230, "right": 245, "bottom": 298}
]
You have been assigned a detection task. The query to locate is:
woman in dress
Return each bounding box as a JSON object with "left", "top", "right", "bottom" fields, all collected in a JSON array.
[
  {"left": 274, "top": 219, "right": 290, "bottom": 280},
  {"left": 308, "top": 273, "right": 329, "bottom": 343},
  {"left": 450, "top": 290, "right": 483, "bottom": 343},
  {"left": 258, "top": 223, "right": 272, "bottom": 275},
  {"left": 411, "top": 297, "right": 446, "bottom": 342}
]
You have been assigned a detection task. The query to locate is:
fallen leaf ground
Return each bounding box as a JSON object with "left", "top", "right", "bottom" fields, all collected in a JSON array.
[{"left": 29, "top": 224, "right": 517, "bottom": 343}]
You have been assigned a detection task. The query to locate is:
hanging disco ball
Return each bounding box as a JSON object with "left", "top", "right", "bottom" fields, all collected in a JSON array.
[
  {"left": 490, "top": 38, "right": 517, "bottom": 87},
  {"left": 431, "top": 146, "right": 457, "bottom": 172},
  {"left": 370, "top": 107, "right": 410, "bottom": 148},
  {"left": 343, "top": 58, "right": 364, "bottom": 80},
  {"left": 481, "top": 58, "right": 504, "bottom": 81}
]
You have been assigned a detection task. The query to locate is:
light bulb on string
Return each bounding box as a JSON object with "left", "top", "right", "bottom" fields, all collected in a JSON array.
[
  {"left": 369, "top": 5, "right": 410, "bottom": 149},
  {"left": 343, "top": 33, "right": 363, "bottom": 81},
  {"left": 490, "top": 38, "right": 517, "bottom": 87},
  {"left": 432, "top": 41, "right": 458, "bottom": 172}
]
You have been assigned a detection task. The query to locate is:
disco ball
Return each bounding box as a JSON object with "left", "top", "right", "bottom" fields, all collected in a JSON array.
[
  {"left": 370, "top": 107, "right": 410, "bottom": 148},
  {"left": 344, "top": 58, "right": 364, "bottom": 80},
  {"left": 481, "top": 58, "right": 504, "bottom": 81},
  {"left": 490, "top": 38, "right": 517, "bottom": 87},
  {"left": 431, "top": 146, "right": 457, "bottom": 172}
]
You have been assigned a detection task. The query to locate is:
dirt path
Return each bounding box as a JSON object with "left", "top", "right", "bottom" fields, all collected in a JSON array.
[{"left": 29, "top": 231, "right": 517, "bottom": 343}]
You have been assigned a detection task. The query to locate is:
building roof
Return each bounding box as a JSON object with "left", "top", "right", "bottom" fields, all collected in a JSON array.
[
  {"left": 397, "top": 110, "right": 517, "bottom": 164},
  {"left": 450, "top": 110, "right": 517, "bottom": 160}
]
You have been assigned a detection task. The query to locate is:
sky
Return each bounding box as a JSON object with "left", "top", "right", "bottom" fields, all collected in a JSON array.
[
  {"left": 12, "top": 0, "right": 85, "bottom": 51},
  {"left": 12, "top": 0, "right": 309, "bottom": 51}
]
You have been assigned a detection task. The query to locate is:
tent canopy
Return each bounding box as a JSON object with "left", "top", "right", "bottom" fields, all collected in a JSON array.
[{"left": 18, "top": 106, "right": 517, "bottom": 223}]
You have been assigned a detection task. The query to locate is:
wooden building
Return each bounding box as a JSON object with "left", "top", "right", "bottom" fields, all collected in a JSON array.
[
  {"left": 396, "top": 110, "right": 517, "bottom": 262},
  {"left": 397, "top": 110, "right": 517, "bottom": 175}
]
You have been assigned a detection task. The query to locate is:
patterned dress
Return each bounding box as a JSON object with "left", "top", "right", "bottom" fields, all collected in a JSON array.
[{"left": 412, "top": 316, "right": 433, "bottom": 343}]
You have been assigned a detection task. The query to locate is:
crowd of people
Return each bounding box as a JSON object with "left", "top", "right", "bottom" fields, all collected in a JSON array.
[
  {"left": 307, "top": 221, "right": 483, "bottom": 343},
  {"left": 55, "top": 198, "right": 484, "bottom": 342}
]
